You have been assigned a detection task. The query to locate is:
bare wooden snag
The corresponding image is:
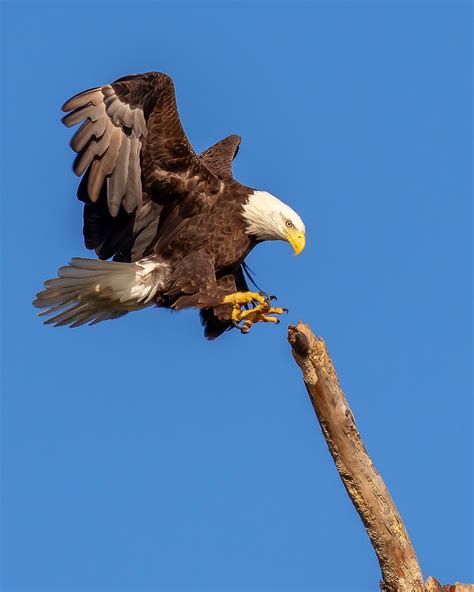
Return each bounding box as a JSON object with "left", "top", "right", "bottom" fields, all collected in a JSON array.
[{"left": 287, "top": 321, "right": 473, "bottom": 592}]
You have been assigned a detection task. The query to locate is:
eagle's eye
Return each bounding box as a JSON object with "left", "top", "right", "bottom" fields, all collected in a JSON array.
[{"left": 285, "top": 220, "right": 293, "bottom": 228}]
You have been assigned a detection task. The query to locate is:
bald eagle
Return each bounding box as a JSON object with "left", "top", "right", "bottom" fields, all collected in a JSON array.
[{"left": 33, "top": 72, "right": 306, "bottom": 339}]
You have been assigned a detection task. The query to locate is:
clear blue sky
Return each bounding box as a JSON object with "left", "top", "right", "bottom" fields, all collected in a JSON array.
[{"left": 1, "top": 2, "right": 472, "bottom": 590}]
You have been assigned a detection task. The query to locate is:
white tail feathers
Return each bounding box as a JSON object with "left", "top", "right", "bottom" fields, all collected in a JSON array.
[{"left": 33, "top": 257, "right": 169, "bottom": 328}]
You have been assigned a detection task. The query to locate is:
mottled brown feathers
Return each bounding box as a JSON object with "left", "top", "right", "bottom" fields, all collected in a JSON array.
[
  {"left": 199, "top": 135, "right": 241, "bottom": 180},
  {"left": 60, "top": 71, "right": 258, "bottom": 337}
]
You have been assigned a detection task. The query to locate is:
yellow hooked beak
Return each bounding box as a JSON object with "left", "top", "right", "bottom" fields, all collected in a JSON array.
[{"left": 285, "top": 229, "right": 306, "bottom": 255}]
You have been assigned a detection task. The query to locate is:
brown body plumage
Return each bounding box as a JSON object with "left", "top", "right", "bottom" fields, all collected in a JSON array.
[{"left": 34, "top": 71, "right": 306, "bottom": 338}]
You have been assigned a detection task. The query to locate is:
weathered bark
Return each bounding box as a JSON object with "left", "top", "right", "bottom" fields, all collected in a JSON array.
[
  {"left": 287, "top": 321, "right": 474, "bottom": 591},
  {"left": 426, "top": 577, "right": 474, "bottom": 592},
  {"left": 288, "top": 321, "right": 424, "bottom": 592}
]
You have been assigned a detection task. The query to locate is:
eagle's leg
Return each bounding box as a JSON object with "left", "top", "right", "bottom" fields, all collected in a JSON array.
[
  {"left": 222, "top": 291, "right": 288, "bottom": 332},
  {"left": 222, "top": 291, "right": 268, "bottom": 308},
  {"left": 222, "top": 291, "right": 266, "bottom": 322}
]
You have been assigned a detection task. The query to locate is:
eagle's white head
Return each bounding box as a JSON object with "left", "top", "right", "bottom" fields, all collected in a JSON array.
[{"left": 242, "top": 190, "right": 306, "bottom": 255}]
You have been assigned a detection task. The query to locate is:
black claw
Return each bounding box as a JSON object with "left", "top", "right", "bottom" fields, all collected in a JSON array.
[
  {"left": 276, "top": 319, "right": 280, "bottom": 324},
  {"left": 258, "top": 291, "right": 275, "bottom": 308},
  {"left": 282, "top": 308, "right": 289, "bottom": 313}
]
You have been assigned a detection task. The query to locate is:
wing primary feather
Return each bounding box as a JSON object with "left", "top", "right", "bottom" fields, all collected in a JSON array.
[
  {"left": 62, "top": 102, "right": 106, "bottom": 127},
  {"left": 101, "top": 128, "right": 123, "bottom": 216},
  {"left": 87, "top": 159, "right": 107, "bottom": 203},
  {"left": 101, "top": 85, "right": 115, "bottom": 97},
  {"left": 62, "top": 89, "right": 103, "bottom": 112},
  {"left": 70, "top": 118, "right": 107, "bottom": 152},
  {"left": 108, "top": 136, "right": 131, "bottom": 212},
  {"left": 104, "top": 95, "right": 123, "bottom": 125},
  {"left": 73, "top": 124, "right": 112, "bottom": 177},
  {"left": 123, "top": 138, "right": 142, "bottom": 212}
]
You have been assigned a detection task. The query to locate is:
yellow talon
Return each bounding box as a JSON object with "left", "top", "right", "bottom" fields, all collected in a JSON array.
[
  {"left": 264, "top": 306, "right": 287, "bottom": 316},
  {"left": 239, "top": 305, "right": 286, "bottom": 321},
  {"left": 222, "top": 292, "right": 288, "bottom": 334},
  {"left": 241, "top": 314, "right": 280, "bottom": 333},
  {"left": 261, "top": 316, "right": 280, "bottom": 324},
  {"left": 231, "top": 307, "right": 242, "bottom": 323}
]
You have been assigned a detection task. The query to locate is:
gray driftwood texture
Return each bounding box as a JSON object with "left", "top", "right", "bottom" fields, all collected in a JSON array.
[{"left": 287, "top": 321, "right": 472, "bottom": 592}]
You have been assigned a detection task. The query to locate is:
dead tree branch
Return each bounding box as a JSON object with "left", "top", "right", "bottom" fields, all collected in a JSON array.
[
  {"left": 288, "top": 321, "right": 425, "bottom": 592},
  {"left": 287, "top": 321, "right": 473, "bottom": 591}
]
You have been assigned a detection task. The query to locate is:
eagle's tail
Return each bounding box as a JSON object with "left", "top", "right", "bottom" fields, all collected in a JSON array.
[{"left": 33, "top": 257, "right": 168, "bottom": 328}]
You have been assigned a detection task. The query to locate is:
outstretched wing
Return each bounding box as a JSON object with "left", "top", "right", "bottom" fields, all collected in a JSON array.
[
  {"left": 81, "top": 133, "right": 243, "bottom": 263},
  {"left": 199, "top": 135, "right": 240, "bottom": 180},
  {"left": 62, "top": 71, "right": 221, "bottom": 217}
]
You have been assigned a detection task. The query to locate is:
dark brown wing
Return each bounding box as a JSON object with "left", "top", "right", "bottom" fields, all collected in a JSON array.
[
  {"left": 199, "top": 135, "right": 240, "bottom": 180},
  {"left": 82, "top": 187, "right": 163, "bottom": 262},
  {"left": 82, "top": 134, "right": 243, "bottom": 262},
  {"left": 62, "top": 71, "right": 221, "bottom": 218}
]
